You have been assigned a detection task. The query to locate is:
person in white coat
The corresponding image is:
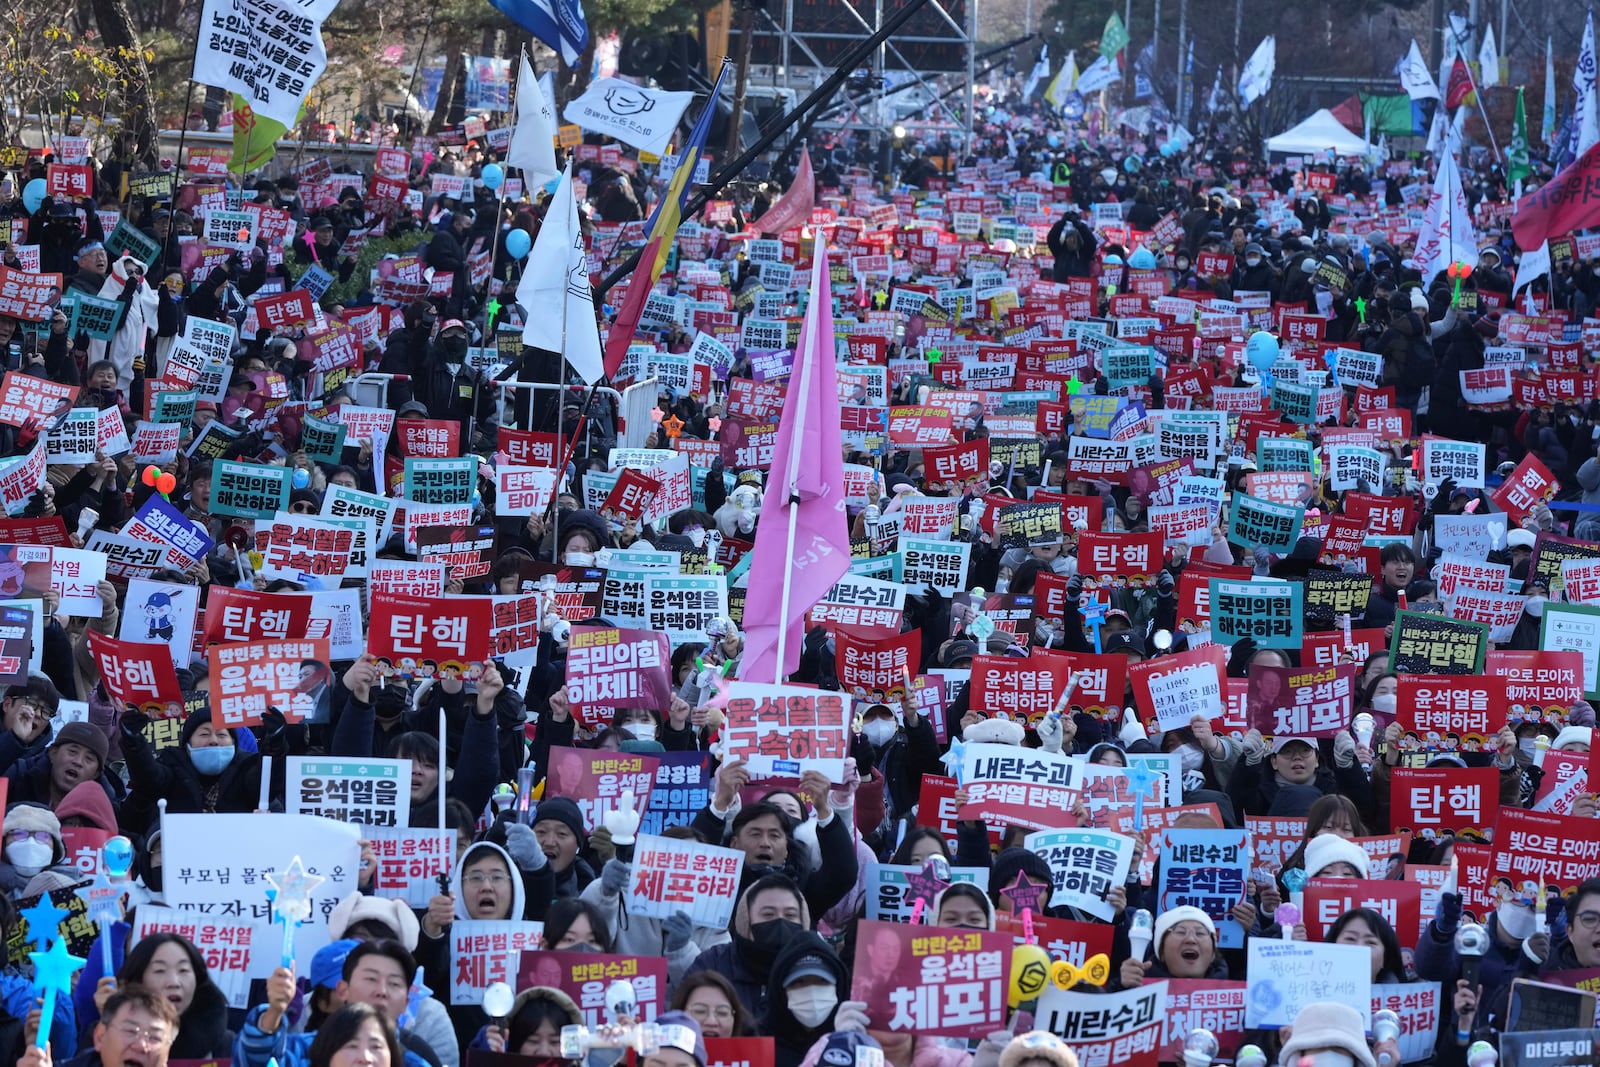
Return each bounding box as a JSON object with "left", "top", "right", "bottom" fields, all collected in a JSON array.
[{"left": 90, "top": 253, "right": 157, "bottom": 394}]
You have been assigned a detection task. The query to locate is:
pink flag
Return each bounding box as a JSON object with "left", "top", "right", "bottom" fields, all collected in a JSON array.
[
  {"left": 754, "top": 149, "right": 816, "bottom": 235},
  {"left": 738, "top": 242, "right": 851, "bottom": 685}
]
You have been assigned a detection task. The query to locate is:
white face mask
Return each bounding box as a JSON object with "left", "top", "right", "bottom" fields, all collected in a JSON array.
[
  {"left": 624, "top": 722, "right": 655, "bottom": 740},
  {"left": 787, "top": 986, "right": 837, "bottom": 1028},
  {"left": 6, "top": 839, "right": 52, "bottom": 873},
  {"left": 862, "top": 719, "right": 897, "bottom": 747},
  {"left": 1526, "top": 595, "right": 1547, "bottom": 618},
  {"left": 1246, "top": 256, "right": 1261, "bottom": 267},
  {"left": 1497, "top": 902, "right": 1537, "bottom": 940},
  {"left": 1177, "top": 744, "right": 1205, "bottom": 773},
  {"left": 1370, "top": 693, "right": 1397, "bottom": 714},
  {"left": 685, "top": 527, "right": 707, "bottom": 547},
  {"left": 564, "top": 550, "right": 595, "bottom": 567},
  {"left": 1300, "top": 1053, "right": 1356, "bottom": 1067}
]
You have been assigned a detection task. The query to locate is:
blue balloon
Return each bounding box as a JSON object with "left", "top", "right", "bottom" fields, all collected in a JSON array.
[
  {"left": 505, "top": 228, "right": 532, "bottom": 260},
  {"left": 1124, "top": 155, "right": 1141, "bottom": 173},
  {"left": 22, "top": 179, "right": 45, "bottom": 214},
  {"left": 1159, "top": 142, "right": 1175, "bottom": 158},
  {"left": 1246, "top": 331, "right": 1280, "bottom": 372},
  {"left": 292, "top": 467, "right": 311, "bottom": 490},
  {"left": 1128, "top": 247, "right": 1157, "bottom": 270},
  {"left": 480, "top": 163, "right": 505, "bottom": 191}
]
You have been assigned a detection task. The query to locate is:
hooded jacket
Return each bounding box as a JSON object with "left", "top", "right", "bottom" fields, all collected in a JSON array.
[
  {"left": 687, "top": 878, "right": 814, "bottom": 1022},
  {"left": 763, "top": 933, "right": 849, "bottom": 1067},
  {"left": 118, "top": 709, "right": 269, "bottom": 833},
  {"left": 55, "top": 780, "right": 117, "bottom": 834}
]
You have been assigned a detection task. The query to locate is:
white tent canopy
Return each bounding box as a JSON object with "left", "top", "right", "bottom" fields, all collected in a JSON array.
[{"left": 1263, "top": 109, "right": 1373, "bottom": 157}]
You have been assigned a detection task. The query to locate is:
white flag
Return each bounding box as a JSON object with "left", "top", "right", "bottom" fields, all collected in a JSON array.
[
  {"left": 1075, "top": 55, "right": 1118, "bottom": 96},
  {"left": 506, "top": 53, "right": 560, "bottom": 186},
  {"left": 1477, "top": 26, "right": 1500, "bottom": 88},
  {"left": 517, "top": 162, "right": 602, "bottom": 384},
  {"left": 1577, "top": 14, "right": 1600, "bottom": 164},
  {"left": 1045, "top": 52, "right": 1077, "bottom": 109},
  {"left": 563, "top": 78, "right": 694, "bottom": 156},
  {"left": 1515, "top": 240, "right": 1551, "bottom": 294},
  {"left": 1238, "top": 36, "right": 1276, "bottom": 108},
  {"left": 1412, "top": 147, "right": 1478, "bottom": 287},
  {"left": 192, "top": 0, "right": 340, "bottom": 127},
  {"left": 1396, "top": 40, "right": 1441, "bottom": 101},
  {"left": 1023, "top": 46, "right": 1049, "bottom": 101}
]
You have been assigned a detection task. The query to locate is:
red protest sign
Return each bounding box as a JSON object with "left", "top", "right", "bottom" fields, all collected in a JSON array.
[
  {"left": 516, "top": 951, "right": 666, "bottom": 1028},
  {"left": 835, "top": 629, "right": 918, "bottom": 702},
  {"left": 1175, "top": 560, "right": 1251, "bottom": 630},
  {"left": 1302, "top": 877, "right": 1423, "bottom": 942},
  {"left": 1390, "top": 766, "right": 1500, "bottom": 835},
  {"left": 203, "top": 586, "right": 313, "bottom": 646},
  {"left": 1245, "top": 816, "right": 1309, "bottom": 888},
  {"left": 544, "top": 748, "right": 659, "bottom": 833},
  {"left": 211, "top": 638, "right": 331, "bottom": 727},
  {"left": 705, "top": 1039, "right": 775, "bottom": 1067},
  {"left": 887, "top": 406, "right": 957, "bottom": 447},
  {"left": 1489, "top": 453, "right": 1559, "bottom": 523},
  {"left": 1077, "top": 531, "right": 1163, "bottom": 587},
  {"left": 1344, "top": 492, "right": 1416, "bottom": 534},
  {"left": 397, "top": 419, "right": 460, "bottom": 458},
  {"left": 497, "top": 427, "right": 563, "bottom": 467},
  {"left": 1161, "top": 981, "right": 1247, "bottom": 1064},
  {"left": 1196, "top": 252, "right": 1233, "bottom": 276},
  {"left": 1485, "top": 650, "right": 1585, "bottom": 723},
  {"left": 1302, "top": 628, "right": 1387, "bottom": 670},
  {"left": 849, "top": 921, "right": 1009, "bottom": 1038},
  {"left": 601, "top": 468, "right": 661, "bottom": 522},
  {"left": 1053, "top": 650, "right": 1127, "bottom": 720},
  {"left": 0, "top": 267, "right": 63, "bottom": 321},
  {"left": 46, "top": 164, "right": 92, "bottom": 198},
  {"left": 969, "top": 654, "right": 1072, "bottom": 725},
  {"left": 923, "top": 438, "right": 989, "bottom": 489},
  {"left": 1245, "top": 663, "right": 1355, "bottom": 738},
  {"left": 253, "top": 290, "right": 316, "bottom": 330},
  {"left": 86, "top": 631, "right": 183, "bottom": 716},
  {"left": 1394, "top": 674, "right": 1506, "bottom": 748},
  {"left": 0, "top": 372, "right": 76, "bottom": 431},
  {"left": 564, "top": 626, "right": 671, "bottom": 719},
  {"left": 368, "top": 591, "right": 491, "bottom": 671},
  {"left": 1490, "top": 806, "right": 1600, "bottom": 893}
]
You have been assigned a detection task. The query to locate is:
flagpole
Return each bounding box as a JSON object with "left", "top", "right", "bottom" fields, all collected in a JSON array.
[{"left": 772, "top": 238, "right": 824, "bottom": 684}]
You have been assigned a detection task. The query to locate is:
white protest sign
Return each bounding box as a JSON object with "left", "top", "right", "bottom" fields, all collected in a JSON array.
[
  {"left": 625, "top": 834, "right": 746, "bottom": 928},
  {"left": 1244, "top": 939, "right": 1372, "bottom": 1028},
  {"left": 287, "top": 757, "right": 412, "bottom": 827},
  {"left": 1024, "top": 828, "right": 1135, "bottom": 921},
  {"left": 449, "top": 920, "right": 545, "bottom": 1005},
  {"left": 131, "top": 903, "right": 272, "bottom": 1009},
  {"left": 161, "top": 812, "right": 360, "bottom": 961},
  {"left": 864, "top": 864, "right": 989, "bottom": 922}
]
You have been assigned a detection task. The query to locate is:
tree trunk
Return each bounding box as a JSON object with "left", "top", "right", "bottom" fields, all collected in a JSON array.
[
  {"left": 90, "top": 0, "right": 157, "bottom": 161},
  {"left": 430, "top": 48, "right": 465, "bottom": 133}
]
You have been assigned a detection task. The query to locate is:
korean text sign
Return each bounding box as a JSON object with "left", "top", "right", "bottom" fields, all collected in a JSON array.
[
  {"left": 721, "top": 682, "right": 850, "bottom": 779},
  {"left": 625, "top": 834, "right": 745, "bottom": 928},
  {"left": 849, "top": 921, "right": 1009, "bottom": 1038}
]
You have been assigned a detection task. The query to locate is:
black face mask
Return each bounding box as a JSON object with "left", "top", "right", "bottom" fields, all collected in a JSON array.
[
  {"left": 737, "top": 917, "right": 803, "bottom": 970},
  {"left": 441, "top": 336, "right": 469, "bottom": 359}
]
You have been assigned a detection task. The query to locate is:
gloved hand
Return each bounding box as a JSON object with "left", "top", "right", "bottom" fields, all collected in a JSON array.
[
  {"left": 1242, "top": 728, "right": 1267, "bottom": 765},
  {"left": 260, "top": 707, "right": 287, "bottom": 743},
  {"left": 503, "top": 821, "right": 547, "bottom": 871},
  {"left": 832, "top": 1000, "right": 870, "bottom": 1032},
  {"left": 663, "top": 911, "right": 694, "bottom": 952},
  {"left": 1066, "top": 573, "right": 1084, "bottom": 600},
  {"left": 1333, "top": 730, "right": 1356, "bottom": 768},
  {"left": 1118, "top": 707, "right": 1147, "bottom": 747},
  {"left": 1036, "top": 711, "right": 1064, "bottom": 754},
  {"left": 119, "top": 710, "right": 151, "bottom": 738},
  {"left": 600, "top": 859, "right": 632, "bottom": 898},
  {"left": 603, "top": 789, "right": 642, "bottom": 847},
  {"left": 1251, "top": 546, "right": 1272, "bottom": 572},
  {"left": 1431, "top": 477, "right": 1457, "bottom": 512},
  {"left": 589, "top": 825, "right": 617, "bottom": 864},
  {"left": 1434, "top": 889, "right": 1463, "bottom": 934},
  {"left": 1156, "top": 569, "right": 1175, "bottom": 597}
]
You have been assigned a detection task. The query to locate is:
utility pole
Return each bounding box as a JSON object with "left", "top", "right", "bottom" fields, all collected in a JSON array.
[{"left": 725, "top": 0, "right": 759, "bottom": 157}]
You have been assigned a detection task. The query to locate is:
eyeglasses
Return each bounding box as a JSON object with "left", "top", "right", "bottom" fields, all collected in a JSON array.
[
  {"left": 1575, "top": 910, "right": 1600, "bottom": 931},
  {"left": 688, "top": 1005, "right": 735, "bottom": 1021},
  {"left": 9, "top": 697, "right": 45, "bottom": 716},
  {"left": 464, "top": 872, "right": 512, "bottom": 888},
  {"left": 5, "top": 829, "right": 51, "bottom": 844},
  {"left": 112, "top": 1024, "right": 171, "bottom": 1048},
  {"left": 1168, "top": 924, "right": 1211, "bottom": 941}
]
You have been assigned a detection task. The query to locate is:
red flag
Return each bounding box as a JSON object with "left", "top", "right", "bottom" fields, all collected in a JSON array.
[
  {"left": 754, "top": 148, "right": 815, "bottom": 235},
  {"left": 1511, "top": 141, "right": 1600, "bottom": 253},
  {"left": 1445, "top": 58, "right": 1475, "bottom": 108}
]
